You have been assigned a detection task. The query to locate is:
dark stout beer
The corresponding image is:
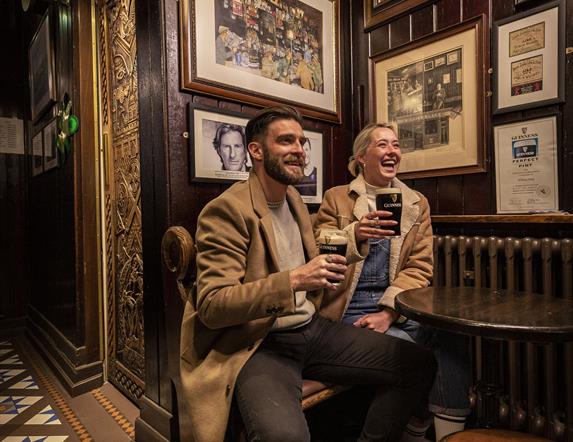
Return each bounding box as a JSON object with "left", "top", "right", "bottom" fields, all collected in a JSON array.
[
  {"left": 318, "top": 231, "right": 348, "bottom": 286},
  {"left": 375, "top": 188, "right": 402, "bottom": 236}
]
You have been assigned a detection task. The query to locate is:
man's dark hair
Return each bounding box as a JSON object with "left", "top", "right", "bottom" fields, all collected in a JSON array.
[
  {"left": 213, "top": 123, "right": 246, "bottom": 151},
  {"left": 245, "top": 105, "right": 304, "bottom": 145}
]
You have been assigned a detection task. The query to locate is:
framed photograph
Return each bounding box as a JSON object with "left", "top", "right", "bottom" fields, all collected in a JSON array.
[
  {"left": 29, "top": 10, "right": 57, "bottom": 122},
  {"left": 371, "top": 15, "right": 488, "bottom": 179},
  {"left": 180, "top": 0, "right": 340, "bottom": 122},
  {"left": 493, "top": 0, "right": 564, "bottom": 114},
  {"left": 364, "top": 0, "right": 431, "bottom": 30},
  {"left": 43, "top": 118, "right": 58, "bottom": 171},
  {"left": 494, "top": 115, "right": 558, "bottom": 214},
  {"left": 31, "top": 130, "right": 44, "bottom": 176},
  {"left": 188, "top": 103, "right": 323, "bottom": 204}
]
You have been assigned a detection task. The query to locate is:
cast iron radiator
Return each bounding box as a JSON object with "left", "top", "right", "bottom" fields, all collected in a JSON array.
[{"left": 432, "top": 235, "right": 573, "bottom": 441}]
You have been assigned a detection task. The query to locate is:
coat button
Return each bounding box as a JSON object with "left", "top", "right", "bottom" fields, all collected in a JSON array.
[{"left": 226, "top": 384, "right": 231, "bottom": 396}]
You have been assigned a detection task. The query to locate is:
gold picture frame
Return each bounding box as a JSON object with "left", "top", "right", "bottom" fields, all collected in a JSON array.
[{"left": 370, "top": 15, "right": 488, "bottom": 179}]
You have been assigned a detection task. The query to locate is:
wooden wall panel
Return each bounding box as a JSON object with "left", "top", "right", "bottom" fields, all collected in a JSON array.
[
  {"left": 389, "top": 14, "right": 411, "bottom": 48},
  {"left": 0, "top": 0, "right": 29, "bottom": 324},
  {"left": 370, "top": 24, "right": 390, "bottom": 56},
  {"left": 436, "top": 0, "right": 460, "bottom": 29},
  {"left": 411, "top": 4, "right": 435, "bottom": 40}
]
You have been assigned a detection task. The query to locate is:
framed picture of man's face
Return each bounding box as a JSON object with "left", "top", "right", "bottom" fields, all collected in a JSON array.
[{"left": 188, "top": 103, "right": 323, "bottom": 204}]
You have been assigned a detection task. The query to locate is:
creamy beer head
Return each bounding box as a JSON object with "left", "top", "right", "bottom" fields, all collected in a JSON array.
[
  {"left": 318, "top": 230, "right": 348, "bottom": 286},
  {"left": 375, "top": 188, "right": 402, "bottom": 236}
]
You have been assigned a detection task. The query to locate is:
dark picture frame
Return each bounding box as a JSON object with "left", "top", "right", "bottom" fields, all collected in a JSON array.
[
  {"left": 493, "top": 0, "right": 564, "bottom": 114},
  {"left": 180, "top": 0, "right": 341, "bottom": 123},
  {"left": 363, "top": 0, "right": 431, "bottom": 30},
  {"left": 43, "top": 118, "right": 58, "bottom": 171},
  {"left": 31, "top": 129, "right": 44, "bottom": 176},
  {"left": 188, "top": 102, "right": 324, "bottom": 203},
  {"left": 29, "top": 9, "right": 57, "bottom": 123},
  {"left": 370, "top": 15, "right": 488, "bottom": 179}
]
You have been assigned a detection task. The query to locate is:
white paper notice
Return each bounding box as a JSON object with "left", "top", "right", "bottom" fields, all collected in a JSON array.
[
  {"left": 494, "top": 116, "right": 558, "bottom": 213},
  {"left": 0, "top": 117, "right": 24, "bottom": 154}
]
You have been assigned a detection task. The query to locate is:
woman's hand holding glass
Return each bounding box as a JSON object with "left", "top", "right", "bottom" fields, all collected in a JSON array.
[{"left": 355, "top": 210, "right": 398, "bottom": 242}]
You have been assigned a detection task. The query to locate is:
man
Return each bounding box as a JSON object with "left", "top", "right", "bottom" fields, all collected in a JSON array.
[
  {"left": 180, "top": 106, "right": 436, "bottom": 442},
  {"left": 215, "top": 25, "right": 233, "bottom": 65},
  {"left": 213, "top": 123, "right": 249, "bottom": 171}
]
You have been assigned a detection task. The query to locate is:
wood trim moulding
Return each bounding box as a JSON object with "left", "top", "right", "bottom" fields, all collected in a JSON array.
[
  {"left": 27, "top": 306, "right": 103, "bottom": 396},
  {"left": 431, "top": 214, "right": 573, "bottom": 224}
]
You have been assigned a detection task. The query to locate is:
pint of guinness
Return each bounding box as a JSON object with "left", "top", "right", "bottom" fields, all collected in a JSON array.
[
  {"left": 375, "top": 188, "right": 403, "bottom": 236},
  {"left": 318, "top": 230, "right": 348, "bottom": 286}
]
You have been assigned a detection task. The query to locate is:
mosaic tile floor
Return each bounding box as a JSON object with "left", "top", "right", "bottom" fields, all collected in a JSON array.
[
  {"left": 0, "top": 338, "right": 138, "bottom": 442},
  {"left": 0, "top": 340, "right": 78, "bottom": 441}
]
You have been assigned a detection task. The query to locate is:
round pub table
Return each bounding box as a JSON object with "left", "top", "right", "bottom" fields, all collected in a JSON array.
[
  {"left": 395, "top": 286, "right": 573, "bottom": 437},
  {"left": 395, "top": 286, "right": 573, "bottom": 343}
]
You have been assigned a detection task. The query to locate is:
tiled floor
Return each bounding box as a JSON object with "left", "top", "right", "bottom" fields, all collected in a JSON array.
[{"left": 0, "top": 338, "right": 139, "bottom": 442}]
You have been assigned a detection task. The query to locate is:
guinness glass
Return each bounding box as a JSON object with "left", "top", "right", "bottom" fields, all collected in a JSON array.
[
  {"left": 375, "top": 188, "right": 402, "bottom": 236},
  {"left": 318, "top": 230, "right": 348, "bottom": 286}
]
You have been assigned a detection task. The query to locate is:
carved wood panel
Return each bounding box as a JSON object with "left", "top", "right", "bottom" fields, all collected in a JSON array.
[{"left": 98, "top": 0, "right": 144, "bottom": 402}]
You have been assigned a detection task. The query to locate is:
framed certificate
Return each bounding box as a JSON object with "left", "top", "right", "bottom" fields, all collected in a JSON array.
[
  {"left": 493, "top": 0, "right": 564, "bottom": 114},
  {"left": 494, "top": 116, "right": 559, "bottom": 214}
]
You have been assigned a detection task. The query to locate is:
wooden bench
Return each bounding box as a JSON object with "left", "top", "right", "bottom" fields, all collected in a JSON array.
[{"left": 161, "top": 226, "right": 349, "bottom": 437}]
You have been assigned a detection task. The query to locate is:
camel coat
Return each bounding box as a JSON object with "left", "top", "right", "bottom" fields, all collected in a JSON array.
[
  {"left": 179, "top": 173, "right": 321, "bottom": 442},
  {"left": 314, "top": 175, "right": 433, "bottom": 321}
]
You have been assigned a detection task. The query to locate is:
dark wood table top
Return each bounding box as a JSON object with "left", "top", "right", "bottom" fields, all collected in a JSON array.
[{"left": 395, "top": 287, "right": 573, "bottom": 342}]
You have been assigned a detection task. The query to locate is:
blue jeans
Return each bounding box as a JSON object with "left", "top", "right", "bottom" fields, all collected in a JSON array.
[
  {"left": 344, "top": 238, "right": 471, "bottom": 417},
  {"left": 342, "top": 313, "right": 471, "bottom": 417}
]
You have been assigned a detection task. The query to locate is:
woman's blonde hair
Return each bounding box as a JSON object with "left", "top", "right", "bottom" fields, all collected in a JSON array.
[{"left": 347, "top": 123, "right": 395, "bottom": 177}]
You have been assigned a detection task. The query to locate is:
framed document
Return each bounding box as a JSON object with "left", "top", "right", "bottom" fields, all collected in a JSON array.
[
  {"left": 371, "top": 16, "right": 488, "bottom": 179},
  {"left": 494, "top": 116, "right": 559, "bottom": 214},
  {"left": 493, "top": 0, "right": 564, "bottom": 114}
]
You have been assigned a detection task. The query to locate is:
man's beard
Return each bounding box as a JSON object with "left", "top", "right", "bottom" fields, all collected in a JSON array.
[{"left": 263, "top": 147, "right": 304, "bottom": 185}]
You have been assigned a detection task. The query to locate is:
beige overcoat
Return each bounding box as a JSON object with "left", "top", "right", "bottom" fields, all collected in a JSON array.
[
  {"left": 314, "top": 175, "right": 433, "bottom": 321},
  {"left": 179, "top": 173, "right": 321, "bottom": 442}
]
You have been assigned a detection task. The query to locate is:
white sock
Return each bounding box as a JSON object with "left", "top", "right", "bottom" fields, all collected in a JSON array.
[
  {"left": 434, "top": 413, "right": 466, "bottom": 441},
  {"left": 400, "top": 419, "right": 431, "bottom": 442}
]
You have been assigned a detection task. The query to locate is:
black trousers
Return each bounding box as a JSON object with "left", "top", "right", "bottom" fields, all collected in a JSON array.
[{"left": 234, "top": 315, "right": 436, "bottom": 442}]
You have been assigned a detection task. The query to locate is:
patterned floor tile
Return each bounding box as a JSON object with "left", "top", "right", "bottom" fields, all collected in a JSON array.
[
  {"left": 9, "top": 377, "right": 39, "bottom": 390},
  {"left": 0, "top": 370, "right": 26, "bottom": 383},
  {"left": 2, "top": 436, "right": 69, "bottom": 441},
  {"left": 0, "top": 349, "right": 13, "bottom": 357},
  {"left": 24, "top": 405, "right": 61, "bottom": 425},
  {"left": 0, "top": 396, "right": 42, "bottom": 424},
  {"left": 1, "top": 356, "right": 23, "bottom": 366}
]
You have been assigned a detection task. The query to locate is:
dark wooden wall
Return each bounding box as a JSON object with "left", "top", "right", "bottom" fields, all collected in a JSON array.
[
  {"left": 0, "top": 0, "right": 29, "bottom": 327},
  {"left": 0, "top": 0, "right": 102, "bottom": 394},
  {"left": 354, "top": 0, "right": 573, "bottom": 215}
]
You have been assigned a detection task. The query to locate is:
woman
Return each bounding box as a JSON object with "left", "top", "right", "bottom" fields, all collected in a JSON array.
[{"left": 315, "top": 123, "right": 470, "bottom": 441}]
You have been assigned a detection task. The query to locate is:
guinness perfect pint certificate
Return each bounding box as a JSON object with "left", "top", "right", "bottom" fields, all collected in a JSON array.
[
  {"left": 375, "top": 188, "right": 403, "bottom": 236},
  {"left": 494, "top": 116, "right": 558, "bottom": 213}
]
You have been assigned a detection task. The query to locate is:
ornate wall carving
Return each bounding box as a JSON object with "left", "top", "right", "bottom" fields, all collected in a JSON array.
[{"left": 98, "top": 0, "right": 144, "bottom": 402}]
